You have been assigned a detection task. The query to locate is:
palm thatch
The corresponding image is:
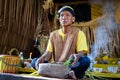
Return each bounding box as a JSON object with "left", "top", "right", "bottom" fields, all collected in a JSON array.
[{"left": 0, "top": 0, "right": 38, "bottom": 54}]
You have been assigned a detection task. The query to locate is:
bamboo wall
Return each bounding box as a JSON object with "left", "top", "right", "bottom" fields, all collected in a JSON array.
[{"left": 0, "top": 0, "right": 43, "bottom": 54}]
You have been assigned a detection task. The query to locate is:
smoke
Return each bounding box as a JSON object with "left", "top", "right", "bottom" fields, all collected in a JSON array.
[{"left": 89, "top": 1, "right": 120, "bottom": 60}]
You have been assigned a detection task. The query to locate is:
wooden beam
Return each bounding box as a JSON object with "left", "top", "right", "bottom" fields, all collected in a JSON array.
[{"left": 54, "top": 1, "right": 88, "bottom": 6}]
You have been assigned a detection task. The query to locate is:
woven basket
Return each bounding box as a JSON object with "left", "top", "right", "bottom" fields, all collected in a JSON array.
[{"left": 0, "top": 48, "right": 20, "bottom": 73}]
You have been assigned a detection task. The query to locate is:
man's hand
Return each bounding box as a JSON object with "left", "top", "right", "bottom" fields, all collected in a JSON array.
[
  {"left": 35, "top": 57, "right": 44, "bottom": 70},
  {"left": 70, "top": 52, "right": 83, "bottom": 66},
  {"left": 35, "top": 51, "right": 52, "bottom": 70},
  {"left": 70, "top": 54, "right": 80, "bottom": 66}
]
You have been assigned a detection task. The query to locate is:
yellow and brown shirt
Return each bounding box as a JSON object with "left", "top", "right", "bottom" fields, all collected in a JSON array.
[{"left": 46, "top": 27, "right": 88, "bottom": 62}]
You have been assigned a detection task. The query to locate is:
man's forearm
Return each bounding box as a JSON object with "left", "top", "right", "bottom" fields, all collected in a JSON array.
[
  {"left": 77, "top": 51, "right": 84, "bottom": 58},
  {"left": 41, "top": 51, "right": 52, "bottom": 61}
]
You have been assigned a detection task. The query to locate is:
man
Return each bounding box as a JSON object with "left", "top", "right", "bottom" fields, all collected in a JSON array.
[{"left": 35, "top": 5, "right": 90, "bottom": 79}]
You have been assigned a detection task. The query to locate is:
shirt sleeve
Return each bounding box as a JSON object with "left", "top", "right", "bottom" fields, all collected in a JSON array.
[
  {"left": 76, "top": 31, "right": 88, "bottom": 53},
  {"left": 46, "top": 39, "right": 53, "bottom": 52}
]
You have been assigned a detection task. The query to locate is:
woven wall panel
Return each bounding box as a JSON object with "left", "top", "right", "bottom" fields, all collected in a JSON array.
[{"left": 0, "top": 0, "right": 39, "bottom": 54}]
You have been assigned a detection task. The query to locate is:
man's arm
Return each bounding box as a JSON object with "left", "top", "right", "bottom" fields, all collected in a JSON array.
[
  {"left": 70, "top": 51, "right": 84, "bottom": 66},
  {"left": 35, "top": 51, "right": 52, "bottom": 70},
  {"left": 71, "top": 30, "right": 88, "bottom": 66}
]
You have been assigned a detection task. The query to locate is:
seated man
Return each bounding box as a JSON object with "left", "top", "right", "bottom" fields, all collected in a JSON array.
[{"left": 35, "top": 5, "right": 90, "bottom": 79}]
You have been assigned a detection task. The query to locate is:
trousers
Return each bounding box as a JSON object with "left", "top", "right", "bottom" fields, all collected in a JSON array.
[{"left": 70, "top": 56, "right": 90, "bottom": 79}]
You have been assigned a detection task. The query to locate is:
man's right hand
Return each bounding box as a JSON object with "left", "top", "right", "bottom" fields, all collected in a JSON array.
[
  {"left": 35, "top": 51, "right": 52, "bottom": 70},
  {"left": 35, "top": 57, "right": 44, "bottom": 70}
]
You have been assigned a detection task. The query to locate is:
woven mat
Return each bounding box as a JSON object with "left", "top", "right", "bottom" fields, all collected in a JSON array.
[{"left": 0, "top": 73, "right": 65, "bottom": 80}]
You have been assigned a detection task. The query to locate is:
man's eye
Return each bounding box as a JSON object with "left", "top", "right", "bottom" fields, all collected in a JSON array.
[
  {"left": 66, "top": 14, "right": 70, "bottom": 16},
  {"left": 67, "top": 15, "right": 69, "bottom": 16}
]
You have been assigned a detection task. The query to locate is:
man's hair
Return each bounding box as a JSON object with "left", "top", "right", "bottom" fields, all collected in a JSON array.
[{"left": 57, "top": 5, "right": 75, "bottom": 18}]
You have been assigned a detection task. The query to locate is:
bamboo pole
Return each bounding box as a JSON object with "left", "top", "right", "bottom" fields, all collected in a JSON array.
[
  {"left": 34, "top": 0, "right": 43, "bottom": 39},
  {"left": 0, "top": 0, "right": 2, "bottom": 18},
  {"left": 55, "top": 1, "right": 88, "bottom": 6}
]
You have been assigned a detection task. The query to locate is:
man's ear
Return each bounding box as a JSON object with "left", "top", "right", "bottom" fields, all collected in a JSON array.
[{"left": 72, "top": 17, "right": 75, "bottom": 23}]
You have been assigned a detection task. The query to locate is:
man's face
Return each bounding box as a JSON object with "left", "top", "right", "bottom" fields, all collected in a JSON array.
[{"left": 59, "top": 11, "right": 75, "bottom": 27}]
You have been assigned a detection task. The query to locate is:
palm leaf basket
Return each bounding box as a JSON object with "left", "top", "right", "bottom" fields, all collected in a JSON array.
[{"left": 0, "top": 48, "right": 20, "bottom": 73}]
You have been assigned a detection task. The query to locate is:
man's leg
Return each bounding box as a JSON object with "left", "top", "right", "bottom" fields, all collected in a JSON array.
[{"left": 70, "top": 56, "right": 90, "bottom": 79}]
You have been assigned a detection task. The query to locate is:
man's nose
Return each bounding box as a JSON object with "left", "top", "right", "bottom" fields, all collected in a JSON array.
[{"left": 62, "top": 15, "right": 67, "bottom": 19}]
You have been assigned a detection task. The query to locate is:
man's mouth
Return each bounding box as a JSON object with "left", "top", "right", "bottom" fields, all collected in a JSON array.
[{"left": 62, "top": 20, "right": 67, "bottom": 24}]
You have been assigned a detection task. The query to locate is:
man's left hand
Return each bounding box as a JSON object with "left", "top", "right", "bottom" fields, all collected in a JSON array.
[{"left": 69, "top": 54, "right": 80, "bottom": 66}]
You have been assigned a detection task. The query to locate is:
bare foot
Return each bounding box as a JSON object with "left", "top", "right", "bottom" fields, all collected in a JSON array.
[{"left": 68, "top": 70, "right": 77, "bottom": 79}]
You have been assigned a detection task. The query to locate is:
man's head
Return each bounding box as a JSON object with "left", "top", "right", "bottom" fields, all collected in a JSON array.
[
  {"left": 57, "top": 6, "right": 75, "bottom": 27},
  {"left": 57, "top": 6, "right": 75, "bottom": 18}
]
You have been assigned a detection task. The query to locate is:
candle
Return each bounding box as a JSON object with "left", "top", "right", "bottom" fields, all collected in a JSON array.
[{"left": 29, "top": 52, "right": 32, "bottom": 59}]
